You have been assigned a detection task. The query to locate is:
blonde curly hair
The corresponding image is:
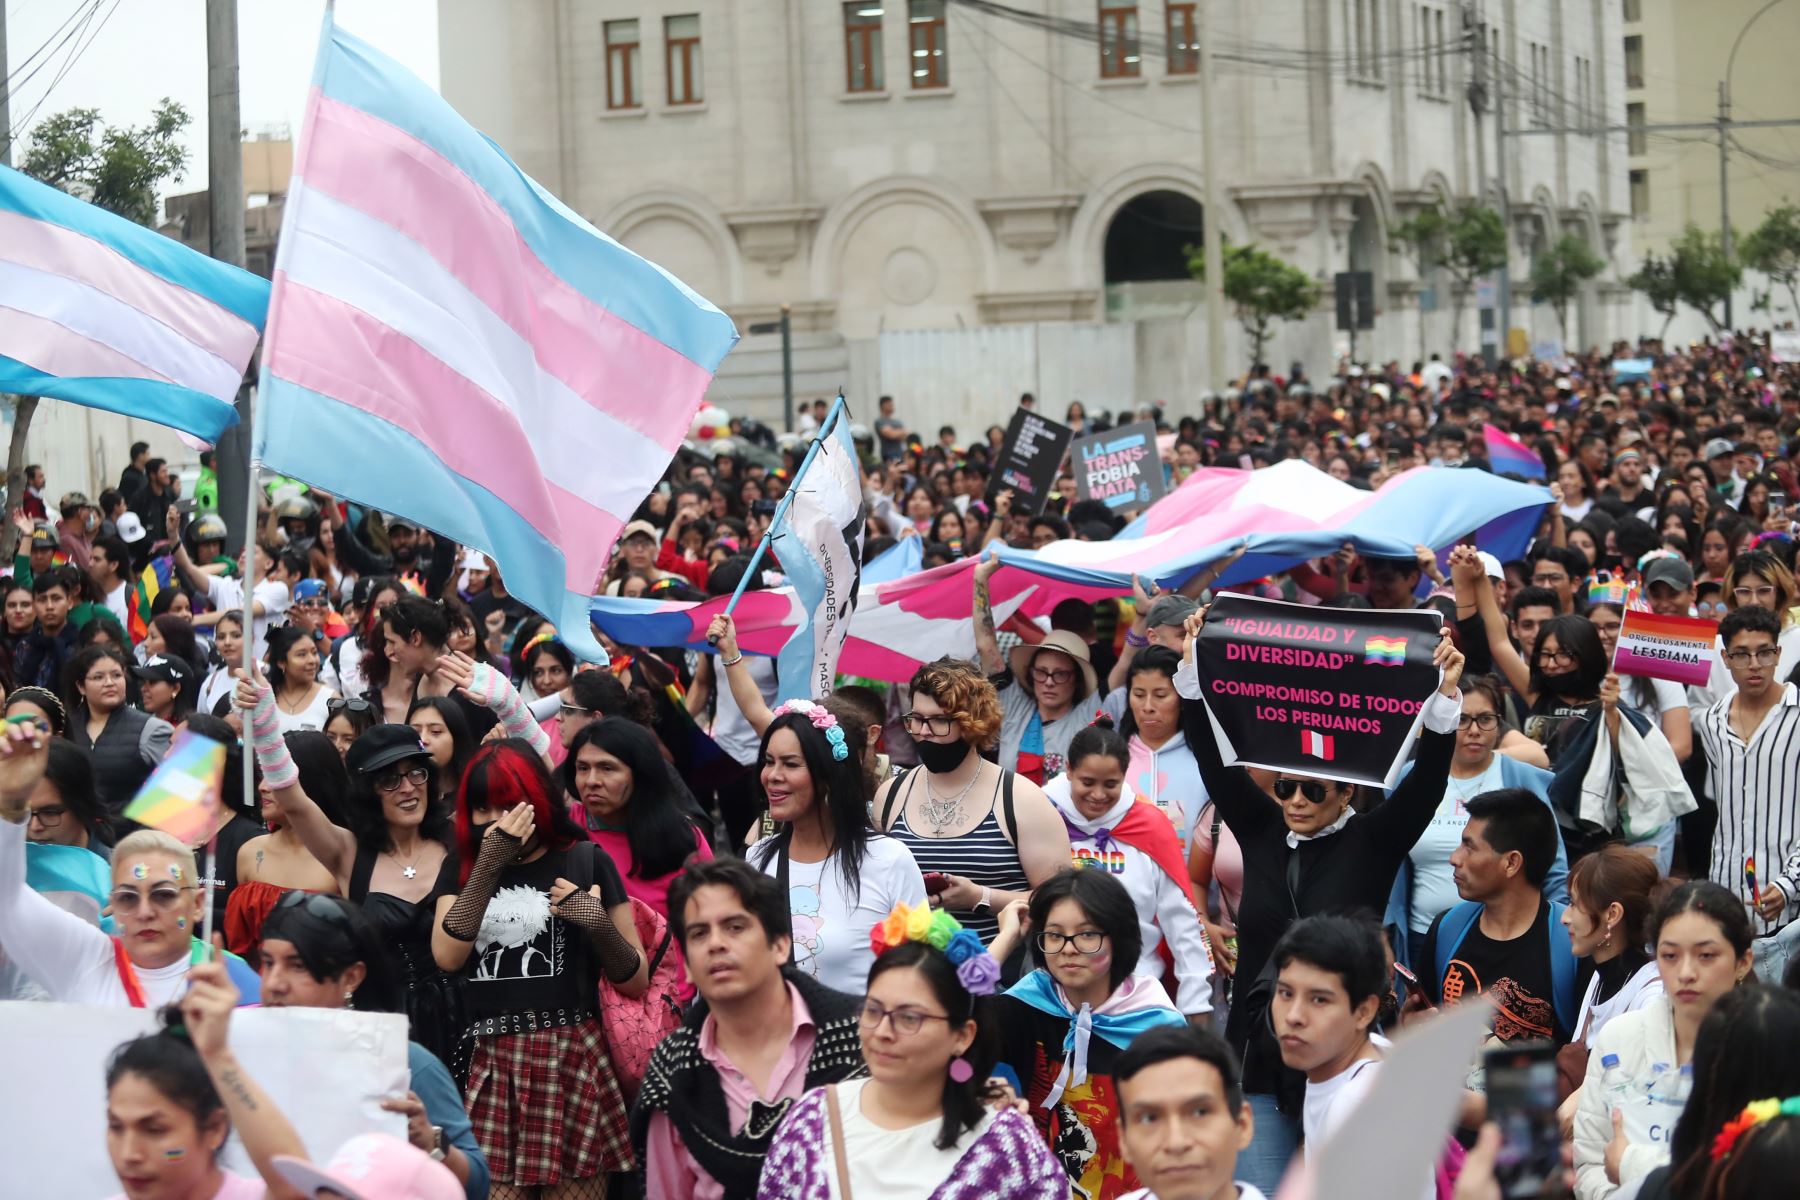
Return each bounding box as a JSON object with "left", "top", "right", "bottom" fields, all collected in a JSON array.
[{"left": 907, "top": 657, "right": 1003, "bottom": 750}]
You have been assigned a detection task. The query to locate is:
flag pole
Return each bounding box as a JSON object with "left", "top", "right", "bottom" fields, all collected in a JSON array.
[{"left": 707, "top": 393, "right": 847, "bottom": 644}]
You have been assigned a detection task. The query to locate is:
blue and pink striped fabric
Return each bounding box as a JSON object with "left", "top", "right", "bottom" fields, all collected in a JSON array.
[
  {"left": 257, "top": 18, "right": 737, "bottom": 659},
  {"left": 0, "top": 165, "right": 268, "bottom": 440}
]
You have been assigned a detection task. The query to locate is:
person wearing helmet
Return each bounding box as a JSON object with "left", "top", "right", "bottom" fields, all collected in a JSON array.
[
  {"left": 187, "top": 512, "right": 234, "bottom": 579},
  {"left": 268, "top": 494, "right": 321, "bottom": 555}
]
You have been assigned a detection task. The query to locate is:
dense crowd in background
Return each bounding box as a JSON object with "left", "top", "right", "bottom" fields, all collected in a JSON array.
[{"left": 5, "top": 331, "right": 1800, "bottom": 1200}]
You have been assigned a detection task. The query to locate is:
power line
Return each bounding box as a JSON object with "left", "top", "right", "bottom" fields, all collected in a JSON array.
[
  {"left": 0, "top": 0, "right": 102, "bottom": 113},
  {"left": 5, "top": 0, "right": 111, "bottom": 140}
]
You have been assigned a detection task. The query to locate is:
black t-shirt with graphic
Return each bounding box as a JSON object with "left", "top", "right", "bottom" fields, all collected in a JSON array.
[
  {"left": 1424, "top": 896, "right": 1567, "bottom": 1047},
  {"left": 464, "top": 842, "right": 627, "bottom": 1017}
]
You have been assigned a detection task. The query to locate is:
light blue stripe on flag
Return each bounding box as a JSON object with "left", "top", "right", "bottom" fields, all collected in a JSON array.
[
  {"left": 772, "top": 402, "right": 867, "bottom": 701},
  {"left": 0, "top": 358, "right": 242, "bottom": 443}
]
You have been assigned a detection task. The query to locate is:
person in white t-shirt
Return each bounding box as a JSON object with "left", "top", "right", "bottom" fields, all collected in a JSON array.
[
  {"left": 174, "top": 537, "right": 300, "bottom": 663},
  {"left": 1115, "top": 1024, "right": 1264, "bottom": 1200},
  {"left": 1272, "top": 914, "right": 1434, "bottom": 1200},
  {"left": 748, "top": 700, "right": 926, "bottom": 995},
  {"left": 87, "top": 536, "right": 134, "bottom": 633}
]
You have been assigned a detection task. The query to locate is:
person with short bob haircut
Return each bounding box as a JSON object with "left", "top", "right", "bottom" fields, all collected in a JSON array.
[{"left": 1113, "top": 1024, "right": 1263, "bottom": 1200}]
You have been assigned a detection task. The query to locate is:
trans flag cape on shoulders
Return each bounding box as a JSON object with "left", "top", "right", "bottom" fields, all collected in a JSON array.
[
  {"left": 256, "top": 16, "right": 738, "bottom": 662},
  {"left": 1004, "top": 971, "right": 1186, "bottom": 1108}
]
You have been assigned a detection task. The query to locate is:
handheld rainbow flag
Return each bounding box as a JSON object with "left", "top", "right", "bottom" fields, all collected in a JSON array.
[
  {"left": 1482, "top": 425, "right": 1547, "bottom": 480},
  {"left": 122, "top": 729, "right": 226, "bottom": 843},
  {"left": 1363, "top": 636, "right": 1408, "bottom": 666}
]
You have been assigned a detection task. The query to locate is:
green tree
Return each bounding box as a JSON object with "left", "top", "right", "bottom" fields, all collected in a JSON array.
[
  {"left": 1742, "top": 203, "right": 1800, "bottom": 319},
  {"left": 1187, "top": 239, "right": 1322, "bottom": 368},
  {"left": 1627, "top": 251, "right": 1682, "bottom": 340},
  {"left": 1528, "top": 234, "right": 1606, "bottom": 344},
  {"left": 3, "top": 100, "right": 193, "bottom": 560},
  {"left": 1392, "top": 203, "right": 1508, "bottom": 354},
  {"left": 1666, "top": 224, "right": 1742, "bottom": 333}
]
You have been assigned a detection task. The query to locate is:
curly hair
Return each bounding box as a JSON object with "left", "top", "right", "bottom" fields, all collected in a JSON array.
[{"left": 906, "top": 656, "right": 1003, "bottom": 749}]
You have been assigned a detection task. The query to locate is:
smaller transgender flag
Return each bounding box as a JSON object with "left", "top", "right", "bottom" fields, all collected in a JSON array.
[
  {"left": 1363, "top": 636, "right": 1407, "bottom": 666},
  {"left": 1482, "top": 425, "right": 1546, "bottom": 480},
  {"left": 122, "top": 729, "right": 225, "bottom": 843}
]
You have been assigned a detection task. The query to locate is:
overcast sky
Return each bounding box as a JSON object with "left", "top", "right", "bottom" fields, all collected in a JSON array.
[{"left": 4, "top": 0, "right": 439, "bottom": 202}]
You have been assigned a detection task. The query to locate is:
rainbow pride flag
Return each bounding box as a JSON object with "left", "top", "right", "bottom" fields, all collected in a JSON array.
[
  {"left": 122, "top": 728, "right": 226, "bottom": 843},
  {"left": 1482, "top": 425, "right": 1547, "bottom": 480},
  {"left": 1612, "top": 608, "right": 1718, "bottom": 688},
  {"left": 130, "top": 555, "right": 175, "bottom": 644},
  {"left": 1363, "top": 635, "right": 1408, "bottom": 666}
]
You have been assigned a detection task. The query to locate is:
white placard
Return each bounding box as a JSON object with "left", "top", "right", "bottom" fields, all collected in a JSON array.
[
  {"left": 0, "top": 1001, "right": 409, "bottom": 1199},
  {"left": 1771, "top": 330, "right": 1800, "bottom": 364}
]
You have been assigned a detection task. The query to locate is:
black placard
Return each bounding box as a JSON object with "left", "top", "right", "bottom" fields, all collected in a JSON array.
[
  {"left": 985, "top": 407, "right": 1074, "bottom": 516},
  {"left": 1195, "top": 593, "right": 1443, "bottom": 787},
  {"left": 1072, "top": 420, "right": 1167, "bottom": 517}
]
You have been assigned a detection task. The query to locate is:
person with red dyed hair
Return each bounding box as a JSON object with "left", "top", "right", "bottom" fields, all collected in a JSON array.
[{"left": 431, "top": 738, "right": 650, "bottom": 1198}]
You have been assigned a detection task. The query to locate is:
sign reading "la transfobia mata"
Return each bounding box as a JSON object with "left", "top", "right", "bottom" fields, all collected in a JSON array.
[{"left": 1195, "top": 593, "right": 1444, "bottom": 788}]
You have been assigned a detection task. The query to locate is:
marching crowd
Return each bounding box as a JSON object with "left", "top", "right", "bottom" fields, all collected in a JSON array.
[{"left": 3, "top": 333, "right": 1800, "bottom": 1200}]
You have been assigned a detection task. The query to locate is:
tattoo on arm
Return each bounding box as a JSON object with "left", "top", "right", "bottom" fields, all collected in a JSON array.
[
  {"left": 217, "top": 1066, "right": 259, "bottom": 1112},
  {"left": 973, "top": 577, "right": 1001, "bottom": 670}
]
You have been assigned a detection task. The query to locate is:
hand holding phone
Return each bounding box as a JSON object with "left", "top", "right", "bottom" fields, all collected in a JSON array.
[
  {"left": 923, "top": 871, "right": 950, "bottom": 896},
  {"left": 1484, "top": 1043, "right": 1568, "bottom": 1199}
]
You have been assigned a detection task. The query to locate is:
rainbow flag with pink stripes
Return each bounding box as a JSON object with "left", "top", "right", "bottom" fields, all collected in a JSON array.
[
  {"left": 257, "top": 17, "right": 738, "bottom": 660},
  {"left": 0, "top": 164, "right": 268, "bottom": 440},
  {"left": 122, "top": 728, "right": 226, "bottom": 844}
]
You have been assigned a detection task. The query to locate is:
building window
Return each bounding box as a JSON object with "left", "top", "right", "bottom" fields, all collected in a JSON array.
[
  {"left": 1629, "top": 169, "right": 1650, "bottom": 219},
  {"left": 1626, "top": 101, "right": 1647, "bottom": 155},
  {"left": 604, "top": 19, "right": 641, "bottom": 110},
  {"left": 1167, "top": 2, "right": 1198, "bottom": 74},
  {"left": 1098, "top": 3, "right": 1141, "bottom": 78},
  {"left": 1416, "top": 4, "right": 1448, "bottom": 97},
  {"left": 665, "top": 15, "right": 703, "bottom": 105},
  {"left": 845, "top": 4, "right": 885, "bottom": 93},
  {"left": 1624, "top": 35, "right": 1643, "bottom": 89},
  {"left": 1622, "top": 0, "right": 1641, "bottom": 22},
  {"left": 1348, "top": 0, "right": 1382, "bottom": 82},
  {"left": 909, "top": 0, "right": 947, "bottom": 88}
]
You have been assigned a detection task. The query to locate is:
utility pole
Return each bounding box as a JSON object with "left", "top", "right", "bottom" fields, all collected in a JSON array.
[
  {"left": 1719, "top": 80, "right": 1733, "bottom": 329},
  {"left": 0, "top": 1, "right": 12, "bottom": 167},
  {"left": 1466, "top": 2, "right": 1492, "bottom": 357},
  {"left": 1492, "top": 34, "right": 1512, "bottom": 356},
  {"left": 207, "top": 0, "right": 252, "bottom": 555},
  {"left": 747, "top": 305, "right": 795, "bottom": 433},
  {"left": 1198, "top": 0, "right": 1226, "bottom": 389}
]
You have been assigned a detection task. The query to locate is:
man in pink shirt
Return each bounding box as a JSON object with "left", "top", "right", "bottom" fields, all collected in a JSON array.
[{"left": 632, "top": 857, "right": 867, "bottom": 1200}]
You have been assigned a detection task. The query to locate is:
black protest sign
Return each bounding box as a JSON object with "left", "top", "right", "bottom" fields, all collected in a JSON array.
[
  {"left": 1195, "top": 593, "right": 1443, "bottom": 787},
  {"left": 1072, "top": 420, "right": 1167, "bottom": 517},
  {"left": 986, "top": 407, "right": 1074, "bottom": 516}
]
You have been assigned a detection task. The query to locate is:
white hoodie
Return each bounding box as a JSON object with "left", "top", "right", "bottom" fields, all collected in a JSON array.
[{"left": 1042, "top": 777, "right": 1216, "bottom": 1017}]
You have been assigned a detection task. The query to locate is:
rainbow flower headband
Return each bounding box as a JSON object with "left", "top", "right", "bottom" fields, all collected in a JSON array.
[
  {"left": 870, "top": 902, "right": 1002, "bottom": 996},
  {"left": 1712, "top": 1096, "right": 1800, "bottom": 1161},
  {"left": 772, "top": 698, "right": 849, "bottom": 761}
]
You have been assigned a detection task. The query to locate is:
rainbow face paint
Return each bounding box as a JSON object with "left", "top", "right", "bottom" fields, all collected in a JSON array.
[
  {"left": 174, "top": 917, "right": 186, "bottom": 930},
  {"left": 162, "top": 1148, "right": 187, "bottom": 1162},
  {"left": 167, "top": 865, "right": 184, "bottom": 882},
  {"left": 131, "top": 864, "right": 149, "bottom": 880}
]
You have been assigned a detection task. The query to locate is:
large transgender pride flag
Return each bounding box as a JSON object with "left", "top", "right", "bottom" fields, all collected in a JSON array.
[
  {"left": 0, "top": 165, "right": 268, "bottom": 441},
  {"left": 591, "top": 460, "right": 1553, "bottom": 682},
  {"left": 257, "top": 18, "right": 738, "bottom": 660}
]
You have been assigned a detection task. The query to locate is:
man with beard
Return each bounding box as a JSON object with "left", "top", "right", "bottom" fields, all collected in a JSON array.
[{"left": 1422, "top": 788, "right": 1576, "bottom": 1048}]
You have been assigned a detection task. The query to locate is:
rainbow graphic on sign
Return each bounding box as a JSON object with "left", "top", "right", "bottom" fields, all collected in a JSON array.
[
  {"left": 122, "top": 729, "right": 226, "bottom": 843},
  {"left": 1363, "top": 636, "right": 1408, "bottom": 666}
]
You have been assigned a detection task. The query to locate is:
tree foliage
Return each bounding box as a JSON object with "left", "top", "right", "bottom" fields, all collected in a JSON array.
[
  {"left": 1668, "top": 225, "right": 1741, "bottom": 333},
  {"left": 19, "top": 98, "right": 191, "bottom": 227},
  {"left": 1392, "top": 203, "right": 1509, "bottom": 350},
  {"left": 1528, "top": 234, "right": 1606, "bottom": 342},
  {"left": 1742, "top": 203, "right": 1800, "bottom": 319},
  {"left": 1187, "top": 239, "right": 1322, "bottom": 367},
  {"left": 1627, "top": 252, "right": 1682, "bottom": 340}
]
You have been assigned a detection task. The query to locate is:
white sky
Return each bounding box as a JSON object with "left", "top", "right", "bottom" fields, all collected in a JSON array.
[{"left": 3, "top": 0, "right": 439, "bottom": 204}]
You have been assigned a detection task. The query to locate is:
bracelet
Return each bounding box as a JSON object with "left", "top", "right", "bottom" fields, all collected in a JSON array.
[
  {"left": 1124, "top": 629, "right": 1149, "bottom": 649},
  {"left": 975, "top": 886, "right": 992, "bottom": 912},
  {"left": 720, "top": 652, "right": 743, "bottom": 667}
]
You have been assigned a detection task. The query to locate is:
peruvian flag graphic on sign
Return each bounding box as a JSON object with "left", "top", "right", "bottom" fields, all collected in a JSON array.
[{"left": 1301, "top": 730, "right": 1335, "bottom": 761}]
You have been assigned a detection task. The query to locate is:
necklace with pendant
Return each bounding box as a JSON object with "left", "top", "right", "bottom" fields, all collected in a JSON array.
[
  {"left": 921, "top": 768, "right": 979, "bottom": 834},
  {"left": 391, "top": 845, "right": 425, "bottom": 879}
]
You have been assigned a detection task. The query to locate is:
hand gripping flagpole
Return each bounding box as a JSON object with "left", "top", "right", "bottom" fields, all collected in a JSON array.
[{"left": 707, "top": 392, "right": 848, "bottom": 645}]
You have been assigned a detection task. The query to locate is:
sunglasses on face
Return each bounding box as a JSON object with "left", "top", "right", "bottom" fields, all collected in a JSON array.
[
  {"left": 110, "top": 885, "right": 194, "bottom": 912},
  {"left": 1273, "top": 779, "right": 1331, "bottom": 803}
]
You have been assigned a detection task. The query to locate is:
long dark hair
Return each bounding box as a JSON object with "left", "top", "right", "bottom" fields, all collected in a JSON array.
[
  {"left": 1666, "top": 987, "right": 1800, "bottom": 1197},
  {"left": 1118, "top": 645, "right": 1183, "bottom": 742},
  {"left": 285, "top": 730, "right": 349, "bottom": 830},
  {"left": 406, "top": 695, "right": 475, "bottom": 794},
  {"left": 43, "top": 738, "right": 111, "bottom": 846},
  {"left": 562, "top": 718, "right": 697, "bottom": 879},
  {"left": 355, "top": 576, "right": 402, "bottom": 693},
  {"left": 149, "top": 613, "right": 203, "bottom": 681},
  {"left": 343, "top": 732, "right": 451, "bottom": 856},
  {"left": 1528, "top": 614, "right": 1606, "bottom": 700},
  {"left": 750, "top": 710, "right": 872, "bottom": 900},
  {"left": 262, "top": 624, "right": 316, "bottom": 693},
  {"left": 867, "top": 941, "right": 998, "bottom": 1151},
  {"left": 258, "top": 892, "right": 402, "bottom": 1016},
  {"left": 452, "top": 739, "right": 586, "bottom": 886},
  {"left": 105, "top": 1024, "right": 227, "bottom": 1161},
  {"left": 569, "top": 669, "right": 654, "bottom": 725}
]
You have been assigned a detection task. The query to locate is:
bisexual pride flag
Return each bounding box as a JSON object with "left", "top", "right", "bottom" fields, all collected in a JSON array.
[
  {"left": 1482, "top": 425, "right": 1547, "bottom": 480},
  {"left": 257, "top": 16, "right": 738, "bottom": 661},
  {"left": 123, "top": 728, "right": 226, "bottom": 843}
]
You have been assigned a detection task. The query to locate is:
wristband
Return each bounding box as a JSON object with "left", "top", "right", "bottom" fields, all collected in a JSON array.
[
  {"left": 720, "top": 652, "right": 744, "bottom": 667},
  {"left": 1124, "top": 630, "right": 1148, "bottom": 649}
]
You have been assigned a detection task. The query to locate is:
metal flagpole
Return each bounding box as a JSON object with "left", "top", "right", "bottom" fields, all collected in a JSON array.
[{"left": 707, "top": 392, "right": 848, "bottom": 642}]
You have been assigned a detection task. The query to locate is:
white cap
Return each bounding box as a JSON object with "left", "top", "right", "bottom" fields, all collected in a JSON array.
[{"left": 1476, "top": 550, "right": 1504, "bottom": 581}]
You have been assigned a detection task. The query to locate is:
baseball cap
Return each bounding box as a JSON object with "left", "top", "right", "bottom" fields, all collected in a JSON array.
[
  {"left": 272, "top": 1133, "right": 461, "bottom": 1200},
  {"left": 28, "top": 524, "right": 56, "bottom": 549},
  {"left": 116, "top": 512, "right": 147, "bottom": 544},
  {"left": 620, "top": 519, "right": 658, "bottom": 545},
  {"left": 1644, "top": 557, "right": 1696, "bottom": 593},
  {"left": 1703, "top": 437, "right": 1736, "bottom": 461},
  {"left": 1144, "top": 594, "right": 1199, "bottom": 628},
  {"left": 132, "top": 655, "right": 193, "bottom": 685},
  {"left": 293, "top": 578, "right": 329, "bottom": 604},
  {"left": 1475, "top": 551, "right": 1505, "bottom": 581},
  {"left": 344, "top": 725, "right": 433, "bottom": 775}
]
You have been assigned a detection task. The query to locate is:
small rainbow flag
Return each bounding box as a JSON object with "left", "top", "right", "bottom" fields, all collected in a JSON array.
[
  {"left": 1482, "top": 425, "right": 1547, "bottom": 480},
  {"left": 122, "top": 729, "right": 226, "bottom": 843},
  {"left": 1363, "top": 635, "right": 1408, "bottom": 666}
]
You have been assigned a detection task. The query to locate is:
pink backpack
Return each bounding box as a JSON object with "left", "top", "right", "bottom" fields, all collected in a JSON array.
[{"left": 599, "top": 896, "right": 684, "bottom": 1100}]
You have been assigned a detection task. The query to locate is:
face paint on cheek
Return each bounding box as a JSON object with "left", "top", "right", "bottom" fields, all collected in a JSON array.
[
  {"left": 167, "top": 865, "right": 183, "bottom": 882},
  {"left": 163, "top": 1148, "right": 187, "bottom": 1162},
  {"left": 175, "top": 917, "right": 186, "bottom": 930},
  {"left": 1088, "top": 948, "right": 1111, "bottom": 969}
]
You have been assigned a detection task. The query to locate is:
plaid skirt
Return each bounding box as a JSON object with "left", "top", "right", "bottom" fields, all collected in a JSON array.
[{"left": 466, "top": 1018, "right": 634, "bottom": 1186}]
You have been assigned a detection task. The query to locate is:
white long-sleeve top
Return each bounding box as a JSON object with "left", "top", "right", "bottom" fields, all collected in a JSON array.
[
  {"left": 0, "top": 818, "right": 188, "bottom": 1007},
  {"left": 1573, "top": 996, "right": 1680, "bottom": 1200},
  {"left": 1041, "top": 777, "right": 1215, "bottom": 1016}
]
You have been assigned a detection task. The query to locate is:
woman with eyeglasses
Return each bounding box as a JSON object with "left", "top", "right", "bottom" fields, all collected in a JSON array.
[
  {"left": 322, "top": 695, "right": 376, "bottom": 758},
  {"left": 224, "top": 731, "right": 347, "bottom": 960},
  {"left": 971, "top": 557, "right": 1100, "bottom": 784},
  {"left": 986, "top": 869, "right": 1188, "bottom": 1200},
  {"left": 408, "top": 696, "right": 474, "bottom": 804},
  {"left": 256, "top": 889, "right": 489, "bottom": 1198},
  {"left": 0, "top": 713, "right": 261, "bottom": 1006},
  {"left": 65, "top": 644, "right": 174, "bottom": 823},
  {"left": 874, "top": 657, "right": 1070, "bottom": 953},
  {"left": 1173, "top": 606, "right": 1465, "bottom": 1193},
  {"left": 1692, "top": 549, "right": 1800, "bottom": 706},
  {"left": 24, "top": 737, "right": 113, "bottom": 856}
]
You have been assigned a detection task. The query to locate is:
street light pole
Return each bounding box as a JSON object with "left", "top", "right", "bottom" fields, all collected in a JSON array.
[
  {"left": 1719, "top": 0, "right": 1789, "bottom": 330},
  {"left": 1197, "top": 0, "right": 1226, "bottom": 388}
]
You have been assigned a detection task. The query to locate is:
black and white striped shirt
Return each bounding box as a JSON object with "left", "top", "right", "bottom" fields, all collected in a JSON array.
[{"left": 1696, "top": 683, "right": 1800, "bottom": 935}]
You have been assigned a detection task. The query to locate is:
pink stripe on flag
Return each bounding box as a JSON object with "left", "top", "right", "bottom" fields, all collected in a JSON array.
[
  {"left": 0, "top": 305, "right": 175, "bottom": 385},
  {"left": 266, "top": 279, "right": 622, "bottom": 589},
  {"left": 545, "top": 478, "right": 621, "bottom": 589},
  {"left": 299, "top": 93, "right": 712, "bottom": 454},
  {"left": 0, "top": 211, "right": 261, "bottom": 365}
]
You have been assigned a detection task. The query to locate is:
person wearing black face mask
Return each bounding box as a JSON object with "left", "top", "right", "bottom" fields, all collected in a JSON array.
[{"left": 874, "top": 656, "right": 1071, "bottom": 952}]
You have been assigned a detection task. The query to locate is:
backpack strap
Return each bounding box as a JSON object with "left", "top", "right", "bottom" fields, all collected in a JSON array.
[
  {"left": 1547, "top": 901, "right": 1578, "bottom": 1036},
  {"left": 999, "top": 769, "right": 1017, "bottom": 845},
  {"left": 878, "top": 767, "right": 918, "bottom": 830},
  {"left": 1431, "top": 902, "right": 1484, "bottom": 1001}
]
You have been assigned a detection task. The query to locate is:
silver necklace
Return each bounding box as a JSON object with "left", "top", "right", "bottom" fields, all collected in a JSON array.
[
  {"left": 921, "top": 767, "right": 980, "bottom": 833},
  {"left": 389, "top": 843, "right": 427, "bottom": 879}
]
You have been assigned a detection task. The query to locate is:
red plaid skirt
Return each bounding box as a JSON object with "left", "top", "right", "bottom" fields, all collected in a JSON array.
[{"left": 466, "top": 1018, "right": 634, "bottom": 1186}]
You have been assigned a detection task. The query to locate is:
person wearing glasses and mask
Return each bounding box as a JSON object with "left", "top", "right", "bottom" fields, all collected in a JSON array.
[
  {"left": 1172, "top": 606, "right": 1465, "bottom": 1194},
  {"left": 0, "top": 712, "right": 261, "bottom": 1005},
  {"left": 972, "top": 556, "right": 1100, "bottom": 784}
]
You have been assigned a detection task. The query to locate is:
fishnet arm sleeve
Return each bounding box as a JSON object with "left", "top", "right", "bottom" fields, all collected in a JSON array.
[
  {"left": 439, "top": 831, "right": 521, "bottom": 942},
  {"left": 551, "top": 889, "right": 643, "bottom": 984}
]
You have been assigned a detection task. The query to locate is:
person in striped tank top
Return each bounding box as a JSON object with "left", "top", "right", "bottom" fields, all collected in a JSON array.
[{"left": 876, "top": 657, "right": 1070, "bottom": 950}]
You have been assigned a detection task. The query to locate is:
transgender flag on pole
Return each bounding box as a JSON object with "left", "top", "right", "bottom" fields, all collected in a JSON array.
[{"left": 257, "top": 17, "right": 738, "bottom": 660}]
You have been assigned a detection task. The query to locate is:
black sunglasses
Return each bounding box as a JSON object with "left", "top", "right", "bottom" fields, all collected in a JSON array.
[
  {"left": 272, "top": 890, "right": 354, "bottom": 927},
  {"left": 327, "top": 697, "right": 374, "bottom": 716},
  {"left": 1273, "top": 779, "right": 1331, "bottom": 804}
]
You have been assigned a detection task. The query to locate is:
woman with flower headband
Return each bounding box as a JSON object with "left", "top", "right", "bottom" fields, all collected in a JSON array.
[
  {"left": 757, "top": 902, "right": 1065, "bottom": 1199},
  {"left": 749, "top": 700, "right": 927, "bottom": 994}
]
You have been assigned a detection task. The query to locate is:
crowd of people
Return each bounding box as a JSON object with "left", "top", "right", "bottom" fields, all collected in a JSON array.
[{"left": 4, "top": 333, "right": 1800, "bottom": 1200}]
